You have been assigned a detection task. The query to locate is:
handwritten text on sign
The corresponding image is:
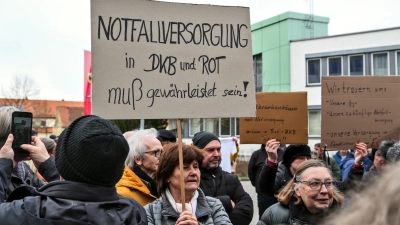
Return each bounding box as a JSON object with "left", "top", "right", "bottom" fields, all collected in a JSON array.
[
  {"left": 240, "top": 92, "right": 308, "bottom": 144},
  {"left": 91, "top": 0, "right": 256, "bottom": 119},
  {"left": 321, "top": 76, "right": 400, "bottom": 150}
]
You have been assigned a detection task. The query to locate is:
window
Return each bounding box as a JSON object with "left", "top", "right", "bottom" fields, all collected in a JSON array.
[
  {"left": 204, "top": 118, "right": 217, "bottom": 134},
  {"left": 189, "top": 118, "right": 201, "bottom": 136},
  {"left": 235, "top": 118, "right": 240, "bottom": 136},
  {"left": 309, "top": 110, "right": 321, "bottom": 136},
  {"left": 372, "top": 52, "right": 389, "bottom": 75},
  {"left": 349, "top": 55, "right": 364, "bottom": 76},
  {"left": 219, "top": 118, "right": 231, "bottom": 136},
  {"left": 307, "top": 59, "right": 321, "bottom": 84},
  {"left": 328, "top": 57, "right": 342, "bottom": 76},
  {"left": 253, "top": 54, "right": 262, "bottom": 92},
  {"left": 396, "top": 51, "right": 400, "bottom": 75}
]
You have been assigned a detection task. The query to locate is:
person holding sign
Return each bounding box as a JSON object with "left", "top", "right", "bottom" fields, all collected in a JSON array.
[
  {"left": 258, "top": 139, "right": 368, "bottom": 201},
  {"left": 314, "top": 143, "right": 341, "bottom": 181},
  {"left": 192, "top": 131, "right": 253, "bottom": 225},
  {"left": 144, "top": 143, "right": 232, "bottom": 225}
]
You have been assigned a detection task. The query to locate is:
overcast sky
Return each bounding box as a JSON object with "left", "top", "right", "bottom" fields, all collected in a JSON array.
[{"left": 1, "top": 0, "right": 399, "bottom": 101}]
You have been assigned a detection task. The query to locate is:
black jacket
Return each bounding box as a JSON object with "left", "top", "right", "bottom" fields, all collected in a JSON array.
[
  {"left": 200, "top": 166, "right": 253, "bottom": 225},
  {"left": 6, "top": 161, "right": 45, "bottom": 199},
  {"left": 0, "top": 158, "right": 147, "bottom": 225},
  {"left": 248, "top": 146, "right": 269, "bottom": 194},
  {"left": 258, "top": 161, "right": 364, "bottom": 198}
]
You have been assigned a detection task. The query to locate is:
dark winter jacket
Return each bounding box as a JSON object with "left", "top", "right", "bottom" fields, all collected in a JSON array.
[
  {"left": 200, "top": 166, "right": 253, "bottom": 225},
  {"left": 258, "top": 161, "right": 364, "bottom": 198},
  {"left": 256, "top": 200, "right": 340, "bottom": 225},
  {"left": 144, "top": 188, "right": 232, "bottom": 225},
  {"left": 7, "top": 161, "right": 45, "bottom": 199},
  {"left": 0, "top": 158, "right": 147, "bottom": 225}
]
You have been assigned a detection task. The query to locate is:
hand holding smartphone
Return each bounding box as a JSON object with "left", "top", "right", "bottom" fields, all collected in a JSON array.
[{"left": 11, "top": 111, "right": 33, "bottom": 156}]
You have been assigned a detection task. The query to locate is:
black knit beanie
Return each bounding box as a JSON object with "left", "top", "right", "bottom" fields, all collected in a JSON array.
[
  {"left": 55, "top": 115, "right": 129, "bottom": 186},
  {"left": 282, "top": 145, "right": 311, "bottom": 168},
  {"left": 192, "top": 131, "right": 220, "bottom": 149}
]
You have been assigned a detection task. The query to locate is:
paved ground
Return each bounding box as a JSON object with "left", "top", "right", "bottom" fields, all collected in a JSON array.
[{"left": 240, "top": 180, "right": 259, "bottom": 225}]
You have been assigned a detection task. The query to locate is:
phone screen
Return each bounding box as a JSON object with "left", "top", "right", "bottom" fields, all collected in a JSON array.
[{"left": 11, "top": 112, "right": 32, "bottom": 155}]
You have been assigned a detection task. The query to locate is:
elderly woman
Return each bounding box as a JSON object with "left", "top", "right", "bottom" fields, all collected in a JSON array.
[
  {"left": 257, "top": 160, "right": 344, "bottom": 225},
  {"left": 144, "top": 143, "right": 232, "bottom": 225}
]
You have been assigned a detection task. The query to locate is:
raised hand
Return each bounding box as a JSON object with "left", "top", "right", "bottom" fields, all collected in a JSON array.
[{"left": 265, "top": 139, "right": 280, "bottom": 163}]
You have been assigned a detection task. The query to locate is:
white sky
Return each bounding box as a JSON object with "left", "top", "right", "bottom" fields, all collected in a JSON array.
[{"left": 1, "top": 0, "right": 399, "bottom": 101}]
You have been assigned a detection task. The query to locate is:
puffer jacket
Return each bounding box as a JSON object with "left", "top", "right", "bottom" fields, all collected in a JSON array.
[
  {"left": 0, "top": 158, "right": 147, "bottom": 225},
  {"left": 257, "top": 200, "right": 340, "bottom": 225},
  {"left": 200, "top": 166, "right": 253, "bottom": 225},
  {"left": 144, "top": 188, "right": 232, "bottom": 225},
  {"left": 116, "top": 166, "right": 157, "bottom": 206}
]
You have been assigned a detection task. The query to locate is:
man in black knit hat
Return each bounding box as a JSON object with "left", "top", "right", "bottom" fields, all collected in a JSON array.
[
  {"left": 192, "top": 131, "right": 253, "bottom": 225},
  {"left": 0, "top": 115, "right": 147, "bottom": 224}
]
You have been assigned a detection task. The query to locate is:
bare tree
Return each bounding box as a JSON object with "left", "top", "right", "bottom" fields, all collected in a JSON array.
[{"left": 1, "top": 74, "right": 40, "bottom": 108}]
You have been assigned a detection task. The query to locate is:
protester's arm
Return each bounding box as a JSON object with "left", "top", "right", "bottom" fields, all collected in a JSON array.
[
  {"left": 226, "top": 176, "right": 253, "bottom": 225},
  {"left": 248, "top": 152, "right": 257, "bottom": 187},
  {"left": 38, "top": 156, "right": 60, "bottom": 182},
  {"left": 258, "top": 139, "right": 280, "bottom": 198},
  {"left": 0, "top": 135, "right": 17, "bottom": 202}
]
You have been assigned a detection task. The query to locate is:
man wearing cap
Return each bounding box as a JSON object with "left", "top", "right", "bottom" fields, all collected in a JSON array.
[
  {"left": 157, "top": 129, "right": 176, "bottom": 146},
  {"left": 0, "top": 115, "right": 147, "bottom": 224},
  {"left": 192, "top": 131, "right": 253, "bottom": 225},
  {"left": 258, "top": 139, "right": 368, "bottom": 201},
  {"left": 49, "top": 134, "right": 58, "bottom": 143},
  {"left": 116, "top": 128, "right": 162, "bottom": 206}
]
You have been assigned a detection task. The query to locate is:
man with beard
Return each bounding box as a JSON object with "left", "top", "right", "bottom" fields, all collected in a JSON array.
[{"left": 192, "top": 131, "right": 253, "bottom": 225}]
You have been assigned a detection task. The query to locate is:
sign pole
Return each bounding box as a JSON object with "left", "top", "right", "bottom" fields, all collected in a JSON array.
[{"left": 177, "top": 119, "right": 185, "bottom": 211}]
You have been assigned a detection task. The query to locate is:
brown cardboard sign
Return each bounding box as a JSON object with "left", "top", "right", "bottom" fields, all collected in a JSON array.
[
  {"left": 91, "top": 0, "right": 256, "bottom": 119},
  {"left": 240, "top": 92, "right": 308, "bottom": 144},
  {"left": 321, "top": 76, "right": 400, "bottom": 150}
]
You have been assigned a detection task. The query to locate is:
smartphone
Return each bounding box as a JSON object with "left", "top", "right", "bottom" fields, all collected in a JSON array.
[{"left": 11, "top": 111, "right": 33, "bottom": 155}]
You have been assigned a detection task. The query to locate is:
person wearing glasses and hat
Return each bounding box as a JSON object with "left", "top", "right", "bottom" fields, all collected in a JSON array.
[{"left": 116, "top": 128, "right": 163, "bottom": 206}]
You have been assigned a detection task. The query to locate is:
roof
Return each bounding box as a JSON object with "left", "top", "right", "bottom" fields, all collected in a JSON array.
[
  {"left": 0, "top": 98, "right": 83, "bottom": 118},
  {"left": 290, "top": 26, "right": 400, "bottom": 43},
  {"left": 57, "top": 106, "right": 84, "bottom": 127}
]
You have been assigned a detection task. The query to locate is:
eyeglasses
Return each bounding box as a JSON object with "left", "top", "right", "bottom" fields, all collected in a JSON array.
[
  {"left": 204, "top": 147, "right": 221, "bottom": 152},
  {"left": 145, "top": 149, "right": 163, "bottom": 158},
  {"left": 297, "top": 180, "right": 335, "bottom": 190}
]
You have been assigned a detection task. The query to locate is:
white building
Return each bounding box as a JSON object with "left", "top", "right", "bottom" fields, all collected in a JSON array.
[{"left": 290, "top": 27, "right": 400, "bottom": 147}]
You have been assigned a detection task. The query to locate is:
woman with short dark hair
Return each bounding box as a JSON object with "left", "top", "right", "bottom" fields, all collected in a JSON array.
[
  {"left": 144, "top": 143, "right": 232, "bottom": 225},
  {"left": 257, "top": 160, "right": 344, "bottom": 225}
]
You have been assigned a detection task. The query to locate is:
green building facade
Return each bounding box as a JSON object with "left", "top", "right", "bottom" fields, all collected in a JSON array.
[{"left": 251, "top": 12, "right": 329, "bottom": 92}]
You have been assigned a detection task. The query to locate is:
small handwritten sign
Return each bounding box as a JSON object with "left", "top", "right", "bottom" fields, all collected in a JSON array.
[
  {"left": 91, "top": 0, "right": 256, "bottom": 119},
  {"left": 240, "top": 92, "right": 308, "bottom": 144},
  {"left": 321, "top": 76, "right": 400, "bottom": 150}
]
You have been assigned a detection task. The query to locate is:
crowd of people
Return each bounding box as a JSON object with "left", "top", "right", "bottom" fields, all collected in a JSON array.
[{"left": 0, "top": 105, "right": 400, "bottom": 224}]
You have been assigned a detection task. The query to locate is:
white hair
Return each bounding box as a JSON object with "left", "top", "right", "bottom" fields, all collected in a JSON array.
[
  {"left": 0, "top": 106, "right": 19, "bottom": 145},
  {"left": 124, "top": 128, "right": 159, "bottom": 168}
]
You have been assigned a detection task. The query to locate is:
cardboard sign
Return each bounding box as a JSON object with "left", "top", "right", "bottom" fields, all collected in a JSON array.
[
  {"left": 240, "top": 92, "right": 308, "bottom": 144},
  {"left": 91, "top": 0, "right": 256, "bottom": 119},
  {"left": 321, "top": 76, "right": 400, "bottom": 150}
]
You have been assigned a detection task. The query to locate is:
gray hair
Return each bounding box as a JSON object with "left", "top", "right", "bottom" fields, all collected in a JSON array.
[
  {"left": 0, "top": 106, "right": 19, "bottom": 145},
  {"left": 125, "top": 128, "right": 159, "bottom": 168},
  {"left": 379, "top": 139, "right": 400, "bottom": 163}
]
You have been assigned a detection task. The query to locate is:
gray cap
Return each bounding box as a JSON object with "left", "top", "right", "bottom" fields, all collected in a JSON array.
[{"left": 40, "top": 137, "right": 56, "bottom": 153}]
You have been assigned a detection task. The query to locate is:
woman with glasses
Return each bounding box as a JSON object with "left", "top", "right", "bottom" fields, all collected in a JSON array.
[
  {"left": 116, "top": 128, "right": 163, "bottom": 206},
  {"left": 257, "top": 160, "right": 344, "bottom": 225},
  {"left": 144, "top": 143, "right": 232, "bottom": 225}
]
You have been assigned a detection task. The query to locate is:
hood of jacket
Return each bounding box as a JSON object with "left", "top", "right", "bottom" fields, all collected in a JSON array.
[{"left": 116, "top": 166, "right": 157, "bottom": 198}]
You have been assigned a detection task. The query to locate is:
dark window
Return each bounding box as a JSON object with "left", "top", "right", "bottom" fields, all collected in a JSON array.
[
  {"left": 253, "top": 54, "right": 262, "bottom": 92},
  {"left": 349, "top": 55, "right": 364, "bottom": 76},
  {"left": 328, "top": 57, "right": 342, "bottom": 76},
  {"left": 307, "top": 59, "right": 320, "bottom": 84}
]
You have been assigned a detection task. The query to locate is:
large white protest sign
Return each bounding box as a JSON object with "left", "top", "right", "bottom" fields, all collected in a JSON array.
[{"left": 91, "top": 0, "right": 256, "bottom": 119}]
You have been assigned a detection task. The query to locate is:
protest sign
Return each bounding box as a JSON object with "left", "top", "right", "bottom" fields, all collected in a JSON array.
[
  {"left": 91, "top": 0, "right": 256, "bottom": 119},
  {"left": 240, "top": 92, "right": 308, "bottom": 144},
  {"left": 321, "top": 76, "right": 400, "bottom": 150}
]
